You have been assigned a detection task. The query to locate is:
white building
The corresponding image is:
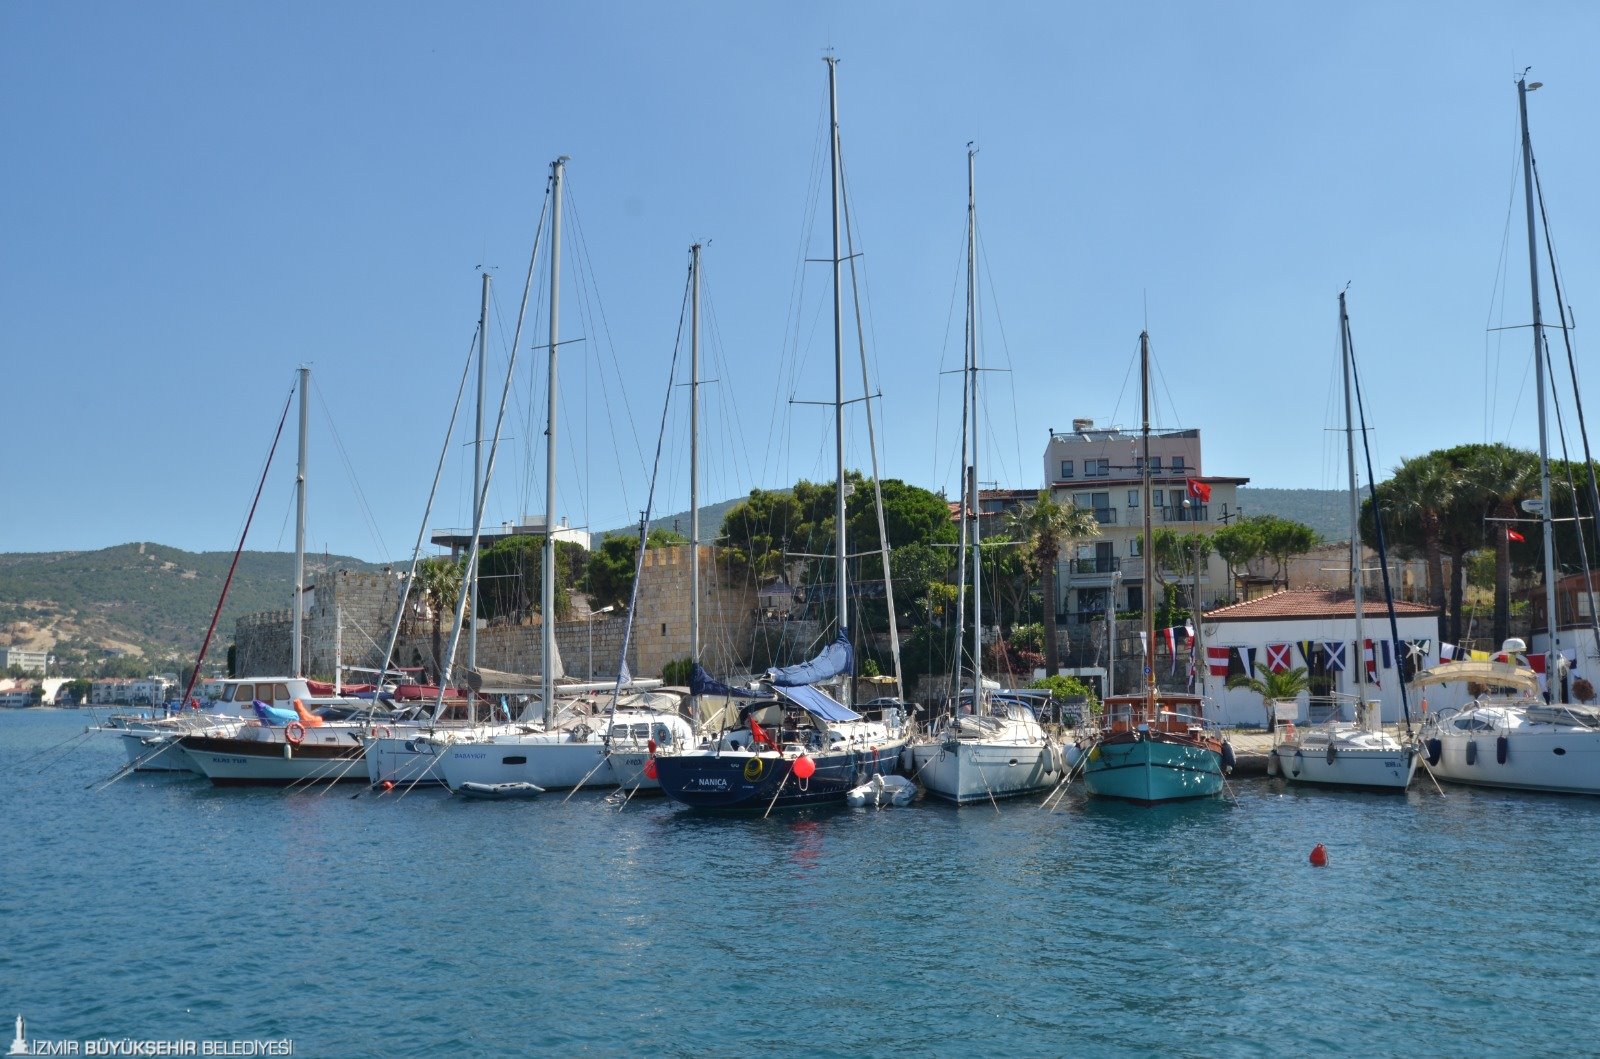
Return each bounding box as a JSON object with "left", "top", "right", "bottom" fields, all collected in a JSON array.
[
  {"left": 430, "top": 515, "right": 592, "bottom": 557},
  {"left": 1045, "top": 418, "right": 1248, "bottom": 622},
  {"left": 0, "top": 647, "right": 48, "bottom": 674},
  {"left": 1202, "top": 589, "right": 1441, "bottom": 727}
]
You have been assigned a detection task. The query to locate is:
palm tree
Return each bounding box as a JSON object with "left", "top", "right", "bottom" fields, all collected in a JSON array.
[
  {"left": 1384, "top": 454, "right": 1456, "bottom": 616},
  {"left": 1463, "top": 444, "right": 1539, "bottom": 646},
  {"left": 1005, "top": 490, "right": 1100, "bottom": 677},
  {"left": 1226, "top": 661, "right": 1310, "bottom": 731},
  {"left": 411, "top": 556, "right": 463, "bottom": 684}
]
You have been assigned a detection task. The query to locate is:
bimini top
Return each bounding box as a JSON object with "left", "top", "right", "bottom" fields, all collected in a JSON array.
[
  {"left": 773, "top": 683, "right": 861, "bottom": 723},
  {"left": 1411, "top": 660, "right": 1538, "bottom": 692}
]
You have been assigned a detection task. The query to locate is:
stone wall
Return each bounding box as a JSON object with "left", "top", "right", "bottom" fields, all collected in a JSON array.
[{"left": 232, "top": 546, "right": 759, "bottom": 683}]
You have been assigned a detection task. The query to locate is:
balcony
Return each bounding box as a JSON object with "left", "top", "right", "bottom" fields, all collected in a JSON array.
[
  {"left": 1161, "top": 504, "right": 1207, "bottom": 523},
  {"left": 1071, "top": 556, "right": 1121, "bottom": 575},
  {"left": 1091, "top": 507, "right": 1117, "bottom": 525}
]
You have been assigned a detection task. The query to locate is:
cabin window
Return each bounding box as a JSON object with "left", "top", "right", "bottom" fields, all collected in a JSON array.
[
  {"left": 502, "top": 755, "right": 528, "bottom": 765},
  {"left": 272, "top": 683, "right": 290, "bottom": 703},
  {"left": 232, "top": 684, "right": 253, "bottom": 702}
]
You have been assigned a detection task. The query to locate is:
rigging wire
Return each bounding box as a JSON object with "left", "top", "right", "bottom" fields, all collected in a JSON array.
[{"left": 310, "top": 376, "right": 390, "bottom": 561}]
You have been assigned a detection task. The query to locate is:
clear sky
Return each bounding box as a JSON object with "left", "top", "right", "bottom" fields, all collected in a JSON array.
[{"left": 4, "top": 1, "right": 1598, "bottom": 561}]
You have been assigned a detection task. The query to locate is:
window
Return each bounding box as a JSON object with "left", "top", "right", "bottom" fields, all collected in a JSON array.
[
  {"left": 1129, "top": 537, "right": 1142, "bottom": 557},
  {"left": 1076, "top": 543, "right": 1096, "bottom": 561},
  {"left": 1171, "top": 456, "right": 1186, "bottom": 473},
  {"left": 1085, "top": 458, "right": 1109, "bottom": 477},
  {"left": 272, "top": 683, "right": 289, "bottom": 703},
  {"left": 1127, "top": 490, "right": 1139, "bottom": 508},
  {"left": 1060, "top": 460, "right": 1074, "bottom": 479},
  {"left": 1074, "top": 492, "right": 1093, "bottom": 510},
  {"left": 1152, "top": 489, "right": 1165, "bottom": 507},
  {"left": 1149, "top": 456, "right": 1162, "bottom": 472}
]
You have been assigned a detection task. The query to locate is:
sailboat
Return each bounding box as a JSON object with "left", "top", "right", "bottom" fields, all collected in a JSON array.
[
  {"left": 650, "top": 57, "right": 910, "bottom": 812},
  {"left": 1080, "top": 333, "right": 1225, "bottom": 804},
  {"left": 433, "top": 157, "right": 688, "bottom": 795},
  {"left": 908, "top": 148, "right": 1064, "bottom": 804},
  {"left": 1416, "top": 73, "right": 1600, "bottom": 795},
  {"left": 1269, "top": 292, "right": 1418, "bottom": 791}
]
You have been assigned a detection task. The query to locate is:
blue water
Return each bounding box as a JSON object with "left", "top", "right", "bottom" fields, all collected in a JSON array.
[{"left": 4, "top": 709, "right": 1599, "bottom": 1057}]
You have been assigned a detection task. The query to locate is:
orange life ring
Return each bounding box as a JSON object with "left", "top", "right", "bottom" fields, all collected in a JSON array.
[
  {"left": 285, "top": 721, "right": 307, "bottom": 745},
  {"left": 368, "top": 725, "right": 393, "bottom": 740}
]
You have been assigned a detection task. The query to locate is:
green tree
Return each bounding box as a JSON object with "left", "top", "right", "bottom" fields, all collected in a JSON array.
[
  {"left": 1004, "top": 491, "right": 1099, "bottom": 677},
  {"left": 411, "top": 556, "right": 462, "bottom": 683},
  {"left": 585, "top": 528, "right": 687, "bottom": 609},
  {"left": 1252, "top": 515, "right": 1318, "bottom": 587},
  {"left": 1463, "top": 443, "right": 1539, "bottom": 646},
  {"left": 1226, "top": 661, "right": 1310, "bottom": 731},
  {"left": 1151, "top": 528, "right": 1214, "bottom": 613},
  {"left": 1211, "top": 519, "right": 1264, "bottom": 597}
]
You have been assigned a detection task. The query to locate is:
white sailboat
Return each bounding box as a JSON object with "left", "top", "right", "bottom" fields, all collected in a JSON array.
[
  {"left": 909, "top": 148, "right": 1062, "bottom": 804},
  {"left": 1270, "top": 292, "right": 1417, "bottom": 791},
  {"left": 1416, "top": 73, "right": 1600, "bottom": 795}
]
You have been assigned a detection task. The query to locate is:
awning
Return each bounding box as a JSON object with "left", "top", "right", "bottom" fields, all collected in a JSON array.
[
  {"left": 773, "top": 683, "right": 861, "bottom": 723},
  {"left": 1412, "top": 660, "right": 1538, "bottom": 692}
]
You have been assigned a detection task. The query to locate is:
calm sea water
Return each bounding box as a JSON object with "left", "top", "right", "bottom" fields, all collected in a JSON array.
[{"left": 3, "top": 709, "right": 1598, "bottom": 1057}]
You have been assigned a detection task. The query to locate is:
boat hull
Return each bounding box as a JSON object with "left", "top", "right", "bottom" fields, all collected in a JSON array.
[
  {"left": 119, "top": 732, "right": 198, "bottom": 773},
  {"left": 365, "top": 733, "right": 451, "bottom": 787},
  {"left": 909, "top": 739, "right": 1061, "bottom": 803},
  {"left": 654, "top": 741, "right": 907, "bottom": 812},
  {"left": 438, "top": 738, "right": 617, "bottom": 792},
  {"left": 179, "top": 733, "right": 369, "bottom": 786},
  {"left": 1426, "top": 726, "right": 1600, "bottom": 795},
  {"left": 1082, "top": 734, "right": 1223, "bottom": 804},
  {"left": 1273, "top": 744, "right": 1417, "bottom": 792}
]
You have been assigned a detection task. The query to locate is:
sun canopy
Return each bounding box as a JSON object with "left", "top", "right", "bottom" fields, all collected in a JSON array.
[
  {"left": 1411, "top": 660, "right": 1538, "bottom": 692},
  {"left": 773, "top": 683, "right": 861, "bottom": 723}
]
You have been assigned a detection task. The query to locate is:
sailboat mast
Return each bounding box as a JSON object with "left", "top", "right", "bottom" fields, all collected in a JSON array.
[
  {"left": 689, "top": 243, "right": 702, "bottom": 671},
  {"left": 292, "top": 365, "right": 309, "bottom": 678},
  {"left": 967, "top": 148, "right": 983, "bottom": 695},
  {"left": 1140, "top": 334, "right": 1155, "bottom": 702},
  {"left": 471, "top": 271, "right": 489, "bottom": 674},
  {"left": 1342, "top": 291, "right": 1368, "bottom": 709},
  {"left": 826, "top": 56, "right": 850, "bottom": 706},
  {"left": 543, "top": 156, "right": 566, "bottom": 726},
  {"left": 1518, "top": 76, "right": 1560, "bottom": 691}
]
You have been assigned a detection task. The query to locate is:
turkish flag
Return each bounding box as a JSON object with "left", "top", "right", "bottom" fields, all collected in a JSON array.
[
  {"left": 1508, "top": 529, "right": 1526, "bottom": 543},
  {"left": 1187, "top": 478, "right": 1212, "bottom": 503},
  {"left": 749, "top": 717, "right": 772, "bottom": 745}
]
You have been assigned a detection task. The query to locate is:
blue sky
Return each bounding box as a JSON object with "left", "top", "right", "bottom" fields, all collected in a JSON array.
[{"left": 4, "top": 1, "right": 1598, "bottom": 561}]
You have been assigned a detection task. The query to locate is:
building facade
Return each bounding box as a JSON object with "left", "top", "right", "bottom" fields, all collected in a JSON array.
[
  {"left": 0, "top": 647, "right": 48, "bottom": 674},
  {"left": 1044, "top": 418, "right": 1247, "bottom": 625}
]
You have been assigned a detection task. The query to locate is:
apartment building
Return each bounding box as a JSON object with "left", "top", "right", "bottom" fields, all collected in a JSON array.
[
  {"left": 1044, "top": 418, "right": 1248, "bottom": 622},
  {"left": 0, "top": 647, "right": 48, "bottom": 673}
]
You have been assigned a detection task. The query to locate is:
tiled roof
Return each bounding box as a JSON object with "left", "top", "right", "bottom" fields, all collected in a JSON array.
[{"left": 1206, "top": 588, "right": 1439, "bottom": 622}]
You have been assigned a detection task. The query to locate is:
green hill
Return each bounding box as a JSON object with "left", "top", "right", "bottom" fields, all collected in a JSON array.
[
  {"left": 1236, "top": 487, "right": 1346, "bottom": 542},
  {"left": 0, "top": 542, "right": 381, "bottom": 669}
]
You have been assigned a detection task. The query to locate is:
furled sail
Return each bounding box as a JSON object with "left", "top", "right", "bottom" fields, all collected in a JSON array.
[{"left": 766, "top": 629, "right": 853, "bottom": 688}]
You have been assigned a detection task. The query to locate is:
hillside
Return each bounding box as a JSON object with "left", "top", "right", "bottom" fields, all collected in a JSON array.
[
  {"left": 0, "top": 542, "right": 381, "bottom": 667},
  {"left": 1236, "top": 487, "right": 1346, "bottom": 542},
  {"left": 597, "top": 492, "right": 772, "bottom": 543}
]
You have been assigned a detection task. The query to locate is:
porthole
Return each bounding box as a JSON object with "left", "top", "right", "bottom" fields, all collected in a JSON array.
[{"left": 1553, "top": 747, "right": 1567, "bottom": 756}]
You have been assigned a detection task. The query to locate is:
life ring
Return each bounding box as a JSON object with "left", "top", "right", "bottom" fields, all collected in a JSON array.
[
  {"left": 743, "top": 756, "right": 766, "bottom": 782},
  {"left": 285, "top": 721, "right": 307, "bottom": 746},
  {"left": 368, "top": 725, "right": 393, "bottom": 740}
]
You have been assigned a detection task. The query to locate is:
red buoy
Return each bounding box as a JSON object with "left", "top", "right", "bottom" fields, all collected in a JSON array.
[
  {"left": 381, "top": 780, "right": 395, "bottom": 792},
  {"left": 1309, "top": 843, "right": 1328, "bottom": 867},
  {"left": 643, "top": 758, "right": 658, "bottom": 780},
  {"left": 793, "top": 755, "right": 816, "bottom": 779}
]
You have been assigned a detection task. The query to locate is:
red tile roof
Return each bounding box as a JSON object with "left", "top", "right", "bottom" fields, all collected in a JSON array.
[{"left": 1206, "top": 589, "right": 1439, "bottom": 622}]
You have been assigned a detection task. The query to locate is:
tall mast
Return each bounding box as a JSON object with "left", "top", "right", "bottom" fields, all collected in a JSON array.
[
  {"left": 1518, "top": 75, "right": 1559, "bottom": 694},
  {"left": 471, "top": 271, "right": 490, "bottom": 673},
  {"left": 689, "top": 243, "right": 702, "bottom": 673},
  {"left": 292, "top": 365, "right": 309, "bottom": 678},
  {"left": 1342, "top": 290, "right": 1368, "bottom": 710},
  {"left": 543, "top": 156, "right": 566, "bottom": 726},
  {"left": 826, "top": 56, "right": 850, "bottom": 706},
  {"left": 967, "top": 148, "right": 983, "bottom": 695},
  {"left": 1140, "top": 333, "right": 1155, "bottom": 706}
]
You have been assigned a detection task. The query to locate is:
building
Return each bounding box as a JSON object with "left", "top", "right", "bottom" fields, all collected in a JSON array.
[
  {"left": 430, "top": 515, "right": 592, "bottom": 557},
  {"left": 0, "top": 647, "right": 48, "bottom": 674},
  {"left": 1203, "top": 589, "right": 1441, "bottom": 726},
  {"left": 1044, "top": 418, "right": 1248, "bottom": 625}
]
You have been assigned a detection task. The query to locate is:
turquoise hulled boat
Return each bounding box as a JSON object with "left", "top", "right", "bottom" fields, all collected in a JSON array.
[{"left": 1081, "top": 692, "right": 1225, "bottom": 804}]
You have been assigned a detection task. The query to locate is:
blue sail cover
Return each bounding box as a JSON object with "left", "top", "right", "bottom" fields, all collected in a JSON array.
[
  {"left": 766, "top": 629, "right": 853, "bottom": 688},
  {"left": 690, "top": 663, "right": 762, "bottom": 699},
  {"left": 773, "top": 683, "right": 861, "bottom": 723}
]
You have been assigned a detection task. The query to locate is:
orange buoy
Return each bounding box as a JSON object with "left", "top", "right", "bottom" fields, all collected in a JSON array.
[
  {"left": 381, "top": 780, "right": 395, "bottom": 792},
  {"left": 1309, "top": 843, "right": 1328, "bottom": 867},
  {"left": 643, "top": 758, "right": 658, "bottom": 780},
  {"left": 793, "top": 755, "right": 816, "bottom": 779}
]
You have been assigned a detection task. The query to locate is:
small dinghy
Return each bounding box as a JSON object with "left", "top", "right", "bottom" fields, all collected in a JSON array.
[
  {"left": 846, "top": 773, "right": 917, "bottom": 807},
  {"left": 456, "top": 781, "right": 545, "bottom": 800}
]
